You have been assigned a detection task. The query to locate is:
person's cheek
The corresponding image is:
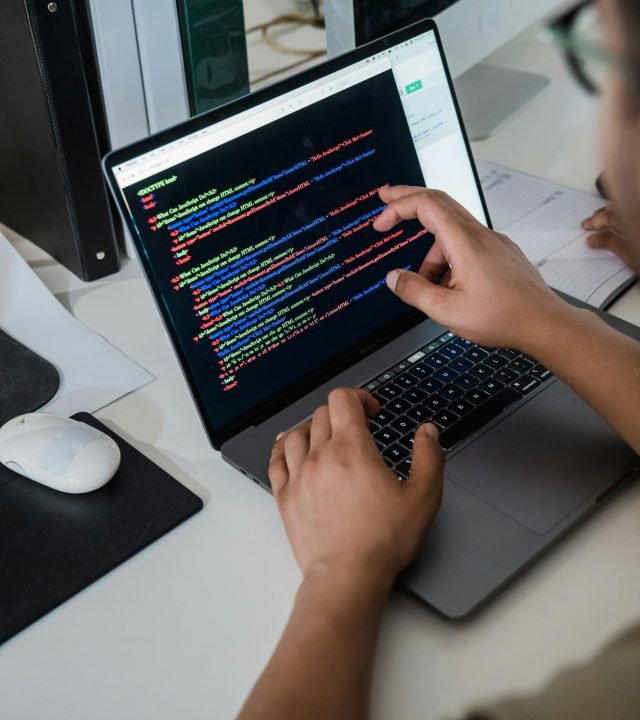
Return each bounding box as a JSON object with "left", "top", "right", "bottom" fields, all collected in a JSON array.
[
  {"left": 600, "top": 70, "right": 619, "bottom": 181},
  {"left": 599, "top": 73, "right": 640, "bottom": 226}
]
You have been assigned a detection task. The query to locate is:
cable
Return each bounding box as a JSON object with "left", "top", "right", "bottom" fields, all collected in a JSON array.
[{"left": 246, "top": 13, "right": 325, "bottom": 58}]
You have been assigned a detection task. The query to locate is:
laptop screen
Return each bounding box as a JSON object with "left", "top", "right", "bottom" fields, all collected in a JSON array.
[{"left": 107, "top": 22, "right": 487, "bottom": 445}]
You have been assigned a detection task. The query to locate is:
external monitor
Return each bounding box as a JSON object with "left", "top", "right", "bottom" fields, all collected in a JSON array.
[{"left": 324, "top": 0, "right": 565, "bottom": 139}]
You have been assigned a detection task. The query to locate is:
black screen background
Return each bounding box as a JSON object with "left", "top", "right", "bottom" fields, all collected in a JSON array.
[
  {"left": 354, "top": 1, "right": 457, "bottom": 45},
  {"left": 125, "top": 70, "right": 432, "bottom": 433}
]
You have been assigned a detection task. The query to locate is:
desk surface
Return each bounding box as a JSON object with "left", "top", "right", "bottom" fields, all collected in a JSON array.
[{"left": 2, "top": 21, "right": 640, "bottom": 720}]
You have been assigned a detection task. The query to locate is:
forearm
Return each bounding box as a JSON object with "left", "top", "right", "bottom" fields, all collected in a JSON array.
[
  {"left": 524, "top": 301, "right": 640, "bottom": 454},
  {"left": 237, "top": 569, "right": 392, "bottom": 720}
]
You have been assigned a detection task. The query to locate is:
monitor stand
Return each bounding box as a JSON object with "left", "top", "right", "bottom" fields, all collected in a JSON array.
[{"left": 454, "top": 64, "right": 550, "bottom": 142}]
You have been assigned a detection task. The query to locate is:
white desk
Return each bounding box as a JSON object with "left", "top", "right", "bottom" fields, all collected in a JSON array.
[{"left": 2, "top": 22, "right": 640, "bottom": 720}]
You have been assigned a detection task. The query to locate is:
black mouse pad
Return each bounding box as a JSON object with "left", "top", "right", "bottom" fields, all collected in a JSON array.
[
  {"left": 0, "top": 412, "right": 203, "bottom": 645},
  {"left": 0, "top": 328, "right": 61, "bottom": 426}
]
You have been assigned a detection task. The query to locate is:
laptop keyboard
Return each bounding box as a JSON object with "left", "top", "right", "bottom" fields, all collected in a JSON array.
[{"left": 362, "top": 331, "right": 554, "bottom": 479}]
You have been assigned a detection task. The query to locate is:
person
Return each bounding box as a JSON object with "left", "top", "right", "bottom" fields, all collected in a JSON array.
[{"left": 238, "top": 0, "right": 640, "bottom": 718}]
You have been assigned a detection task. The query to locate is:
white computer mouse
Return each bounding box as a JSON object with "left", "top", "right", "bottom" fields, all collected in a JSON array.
[{"left": 0, "top": 413, "right": 121, "bottom": 493}]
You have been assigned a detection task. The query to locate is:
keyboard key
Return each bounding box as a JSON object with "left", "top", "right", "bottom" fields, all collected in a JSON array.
[
  {"left": 408, "top": 362, "right": 431, "bottom": 380},
  {"left": 463, "top": 347, "right": 489, "bottom": 362},
  {"left": 432, "top": 409, "right": 460, "bottom": 429},
  {"left": 530, "top": 364, "right": 553, "bottom": 381},
  {"left": 377, "top": 383, "right": 402, "bottom": 401},
  {"left": 396, "top": 459, "right": 412, "bottom": 479},
  {"left": 406, "top": 406, "right": 431, "bottom": 423},
  {"left": 468, "top": 364, "right": 492, "bottom": 381},
  {"left": 377, "top": 370, "right": 396, "bottom": 384},
  {"left": 420, "top": 341, "right": 442, "bottom": 355},
  {"left": 450, "top": 399, "right": 474, "bottom": 417},
  {"left": 497, "top": 348, "right": 518, "bottom": 360},
  {"left": 371, "top": 391, "right": 386, "bottom": 406},
  {"left": 388, "top": 398, "right": 412, "bottom": 415},
  {"left": 441, "top": 384, "right": 464, "bottom": 401},
  {"left": 494, "top": 368, "right": 518, "bottom": 384},
  {"left": 403, "top": 387, "right": 428, "bottom": 405},
  {"left": 439, "top": 387, "right": 523, "bottom": 450},
  {"left": 511, "top": 375, "right": 540, "bottom": 394},
  {"left": 465, "top": 389, "right": 490, "bottom": 406},
  {"left": 485, "top": 354, "right": 508, "bottom": 370},
  {"left": 450, "top": 358, "right": 474, "bottom": 373},
  {"left": 418, "top": 378, "right": 443, "bottom": 394},
  {"left": 478, "top": 378, "right": 505, "bottom": 396},
  {"left": 454, "top": 374, "right": 479, "bottom": 391},
  {"left": 509, "top": 357, "right": 535, "bottom": 374},
  {"left": 373, "top": 427, "right": 401, "bottom": 445},
  {"left": 425, "top": 394, "right": 447, "bottom": 412},
  {"left": 391, "top": 415, "right": 414, "bottom": 435},
  {"left": 434, "top": 366, "right": 459, "bottom": 384},
  {"left": 398, "top": 433, "right": 416, "bottom": 450},
  {"left": 373, "top": 408, "right": 396, "bottom": 426},
  {"left": 392, "top": 360, "right": 412, "bottom": 374},
  {"left": 441, "top": 343, "right": 463, "bottom": 359},
  {"left": 364, "top": 380, "right": 380, "bottom": 392},
  {"left": 423, "top": 353, "right": 449, "bottom": 370},
  {"left": 383, "top": 443, "right": 410, "bottom": 464},
  {"left": 395, "top": 372, "right": 417, "bottom": 389},
  {"left": 452, "top": 336, "right": 474, "bottom": 350}
]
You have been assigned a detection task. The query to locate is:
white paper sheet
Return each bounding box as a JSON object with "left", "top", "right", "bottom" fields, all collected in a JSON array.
[
  {"left": 0, "top": 230, "right": 154, "bottom": 417},
  {"left": 478, "top": 161, "right": 636, "bottom": 308}
]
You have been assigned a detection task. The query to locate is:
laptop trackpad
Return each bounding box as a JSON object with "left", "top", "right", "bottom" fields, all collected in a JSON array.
[{"left": 446, "top": 381, "right": 637, "bottom": 535}]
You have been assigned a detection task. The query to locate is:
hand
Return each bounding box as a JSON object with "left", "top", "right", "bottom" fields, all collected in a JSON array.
[
  {"left": 582, "top": 204, "right": 640, "bottom": 276},
  {"left": 374, "top": 186, "right": 569, "bottom": 352},
  {"left": 268, "top": 388, "right": 444, "bottom": 590}
]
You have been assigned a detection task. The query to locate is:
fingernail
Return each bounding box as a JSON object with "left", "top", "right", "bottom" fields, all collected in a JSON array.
[
  {"left": 423, "top": 423, "right": 440, "bottom": 439},
  {"left": 276, "top": 432, "right": 285, "bottom": 441},
  {"left": 386, "top": 270, "right": 400, "bottom": 292}
]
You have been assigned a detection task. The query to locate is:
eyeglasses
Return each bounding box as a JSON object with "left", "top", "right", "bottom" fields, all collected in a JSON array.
[{"left": 548, "top": 0, "right": 640, "bottom": 95}]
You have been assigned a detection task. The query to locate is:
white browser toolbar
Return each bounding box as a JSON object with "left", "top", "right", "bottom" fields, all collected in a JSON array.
[{"left": 114, "top": 57, "right": 393, "bottom": 189}]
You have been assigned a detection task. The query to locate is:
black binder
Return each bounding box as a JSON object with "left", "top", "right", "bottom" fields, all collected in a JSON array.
[{"left": 0, "top": 0, "right": 121, "bottom": 280}]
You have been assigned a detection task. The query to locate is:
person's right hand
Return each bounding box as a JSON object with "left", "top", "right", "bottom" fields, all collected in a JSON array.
[
  {"left": 582, "top": 204, "right": 640, "bottom": 276},
  {"left": 374, "top": 186, "right": 571, "bottom": 353}
]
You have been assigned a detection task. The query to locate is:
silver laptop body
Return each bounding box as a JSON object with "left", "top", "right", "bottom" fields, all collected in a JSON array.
[{"left": 104, "top": 19, "right": 639, "bottom": 619}]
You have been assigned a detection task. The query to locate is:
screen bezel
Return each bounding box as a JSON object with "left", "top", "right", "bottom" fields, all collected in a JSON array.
[
  {"left": 103, "top": 18, "right": 491, "bottom": 450},
  {"left": 353, "top": 1, "right": 458, "bottom": 46}
]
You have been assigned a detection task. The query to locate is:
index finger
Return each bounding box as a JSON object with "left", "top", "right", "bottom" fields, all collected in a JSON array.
[
  {"left": 327, "top": 388, "right": 379, "bottom": 436},
  {"left": 373, "top": 188, "right": 469, "bottom": 260},
  {"left": 380, "top": 185, "right": 477, "bottom": 224}
]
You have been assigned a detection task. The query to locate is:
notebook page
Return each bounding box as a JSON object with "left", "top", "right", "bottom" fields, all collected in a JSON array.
[{"left": 477, "top": 161, "right": 635, "bottom": 308}]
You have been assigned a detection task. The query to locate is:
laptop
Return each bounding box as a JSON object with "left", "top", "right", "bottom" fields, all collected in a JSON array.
[{"left": 104, "top": 19, "right": 639, "bottom": 619}]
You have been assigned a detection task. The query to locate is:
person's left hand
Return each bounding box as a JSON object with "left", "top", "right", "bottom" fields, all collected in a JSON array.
[
  {"left": 269, "top": 388, "right": 444, "bottom": 590},
  {"left": 582, "top": 204, "right": 640, "bottom": 276}
]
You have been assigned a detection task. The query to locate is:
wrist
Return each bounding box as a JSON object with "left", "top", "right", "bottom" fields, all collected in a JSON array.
[
  {"left": 300, "top": 562, "right": 394, "bottom": 615},
  {"left": 516, "top": 294, "right": 584, "bottom": 359},
  {"left": 521, "top": 297, "right": 596, "bottom": 363}
]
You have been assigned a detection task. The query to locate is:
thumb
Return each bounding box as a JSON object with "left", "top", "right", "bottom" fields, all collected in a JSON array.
[
  {"left": 406, "top": 423, "right": 444, "bottom": 514},
  {"left": 386, "top": 269, "right": 447, "bottom": 315},
  {"left": 586, "top": 230, "right": 628, "bottom": 259},
  {"left": 586, "top": 231, "right": 613, "bottom": 250}
]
